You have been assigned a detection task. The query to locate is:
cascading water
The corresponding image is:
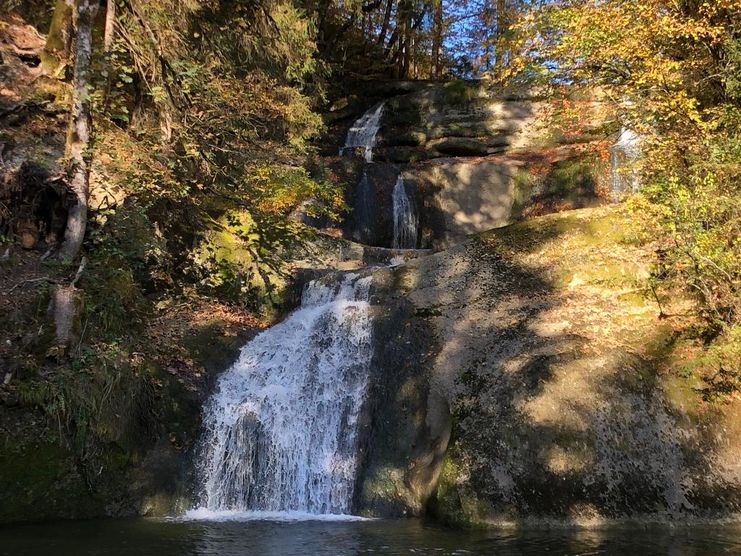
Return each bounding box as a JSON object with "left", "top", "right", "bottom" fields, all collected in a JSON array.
[
  {"left": 392, "top": 175, "right": 418, "bottom": 249},
  {"left": 340, "top": 103, "right": 385, "bottom": 163},
  {"left": 610, "top": 126, "right": 640, "bottom": 197},
  {"left": 189, "top": 273, "right": 374, "bottom": 517}
]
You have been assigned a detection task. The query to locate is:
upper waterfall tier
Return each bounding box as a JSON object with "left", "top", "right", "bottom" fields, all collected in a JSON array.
[
  {"left": 610, "top": 126, "right": 641, "bottom": 197},
  {"left": 193, "top": 273, "right": 374, "bottom": 516},
  {"left": 340, "top": 103, "right": 385, "bottom": 163}
]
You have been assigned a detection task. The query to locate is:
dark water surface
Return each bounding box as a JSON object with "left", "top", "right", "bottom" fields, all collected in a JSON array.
[{"left": 1, "top": 517, "right": 740, "bottom": 556}]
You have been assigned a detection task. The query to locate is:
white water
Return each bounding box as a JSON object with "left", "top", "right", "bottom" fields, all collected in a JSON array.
[
  {"left": 392, "top": 175, "right": 418, "bottom": 249},
  {"left": 610, "top": 126, "right": 640, "bottom": 196},
  {"left": 192, "top": 274, "right": 374, "bottom": 516},
  {"left": 341, "top": 103, "right": 385, "bottom": 162}
]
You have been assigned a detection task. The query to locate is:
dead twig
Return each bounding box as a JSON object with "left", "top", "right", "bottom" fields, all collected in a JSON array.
[
  {"left": 70, "top": 256, "right": 87, "bottom": 288},
  {"left": 8, "top": 276, "right": 60, "bottom": 292},
  {"left": 7, "top": 257, "right": 85, "bottom": 293}
]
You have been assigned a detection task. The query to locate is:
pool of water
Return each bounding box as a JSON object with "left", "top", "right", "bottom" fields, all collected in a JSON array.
[{"left": 1, "top": 517, "right": 740, "bottom": 556}]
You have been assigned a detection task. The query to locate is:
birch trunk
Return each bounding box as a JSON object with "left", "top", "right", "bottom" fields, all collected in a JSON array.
[
  {"left": 58, "top": 0, "right": 97, "bottom": 261},
  {"left": 104, "top": 0, "right": 116, "bottom": 52}
]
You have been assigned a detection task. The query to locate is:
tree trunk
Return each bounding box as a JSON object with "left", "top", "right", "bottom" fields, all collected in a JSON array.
[
  {"left": 48, "top": 257, "right": 86, "bottom": 357},
  {"left": 377, "top": 0, "right": 394, "bottom": 46},
  {"left": 395, "top": 0, "right": 410, "bottom": 78},
  {"left": 411, "top": 33, "right": 417, "bottom": 78},
  {"left": 58, "top": 0, "right": 98, "bottom": 261},
  {"left": 101, "top": 0, "right": 116, "bottom": 115},
  {"left": 104, "top": 0, "right": 116, "bottom": 52},
  {"left": 402, "top": 12, "right": 411, "bottom": 78},
  {"left": 432, "top": 0, "right": 443, "bottom": 78},
  {"left": 397, "top": 29, "right": 404, "bottom": 77},
  {"left": 494, "top": 0, "right": 507, "bottom": 71},
  {"left": 41, "top": 0, "right": 73, "bottom": 76},
  {"left": 384, "top": 26, "right": 399, "bottom": 60},
  {"left": 49, "top": 284, "right": 84, "bottom": 356}
]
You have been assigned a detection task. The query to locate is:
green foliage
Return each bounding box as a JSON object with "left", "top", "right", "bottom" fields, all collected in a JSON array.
[
  {"left": 179, "top": 162, "right": 344, "bottom": 310},
  {"left": 441, "top": 80, "right": 481, "bottom": 105},
  {"left": 508, "top": 0, "right": 741, "bottom": 339},
  {"left": 2, "top": 0, "right": 345, "bottom": 516},
  {"left": 681, "top": 327, "right": 741, "bottom": 402},
  {"left": 83, "top": 0, "right": 344, "bottom": 311},
  {"left": 510, "top": 152, "right": 602, "bottom": 219},
  {"left": 189, "top": 211, "right": 271, "bottom": 305},
  {"left": 642, "top": 170, "right": 739, "bottom": 335},
  {"left": 16, "top": 344, "right": 153, "bottom": 450}
]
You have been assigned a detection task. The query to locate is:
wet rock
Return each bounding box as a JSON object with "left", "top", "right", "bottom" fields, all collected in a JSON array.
[
  {"left": 343, "top": 162, "right": 398, "bottom": 247},
  {"left": 355, "top": 281, "right": 450, "bottom": 517},
  {"left": 384, "top": 131, "right": 427, "bottom": 147},
  {"left": 375, "top": 146, "right": 418, "bottom": 164},
  {"left": 428, "top": 137, "right": 489, "bottom": 157}
]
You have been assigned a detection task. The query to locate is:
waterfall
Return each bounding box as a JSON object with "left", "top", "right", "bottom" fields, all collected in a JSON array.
[
  {"left": 190, "top": 273, "right": 374, "bottom": 517},
  {"left": 610, "top": 126, "right": 640, "bottom": 197},
  {"left": 392, "top": 176, "right": 418, "bottom": 249},
  {"left": 352, "top": 170, "right": 374, "bottom": 244},
  {"left": 340, "top": 103, "right": 385, "bottom": 163}
]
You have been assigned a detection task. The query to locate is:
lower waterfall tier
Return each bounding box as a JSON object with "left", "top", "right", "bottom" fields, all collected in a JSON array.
[{"left": 193, "top": 274, "right": 373, "bottom": 515}]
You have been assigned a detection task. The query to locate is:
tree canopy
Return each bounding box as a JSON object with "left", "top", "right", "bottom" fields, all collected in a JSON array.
[{"left": 501, "top": 0, "right": 740, "bottom": 337}]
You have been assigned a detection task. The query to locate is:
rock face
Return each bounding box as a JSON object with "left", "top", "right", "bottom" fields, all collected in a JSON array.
[
  {"left": 340, "top": 81, "right": 611, "bottom": 249},
  {"left": 5, "top": 76, "right": 736, "bottom": 527},
  {"left": 354, "top": 206, "right": 741, "bottom": 523},
  {"left": 355, "top": 296, "right": 450, "bottom": 516},
  {"left": 317, "top": 83, "right": 739, "bottom": 522},
  {"left": 412, "top": 159, "right": 515, "bottom": 247},
  {"left": 343, "top": 162, "right": 399, "bottom": 247}
]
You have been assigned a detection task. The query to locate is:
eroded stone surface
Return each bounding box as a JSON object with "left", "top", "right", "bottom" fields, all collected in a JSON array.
[{"left": 355, "top": 206, "right": 741, "bottom": 523}]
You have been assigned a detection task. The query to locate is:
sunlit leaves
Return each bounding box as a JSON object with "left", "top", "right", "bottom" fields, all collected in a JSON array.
[{"left": 506, "top": 0, "right": 741, "bottom": 334}]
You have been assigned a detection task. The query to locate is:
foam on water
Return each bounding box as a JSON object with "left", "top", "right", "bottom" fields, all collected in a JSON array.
[{"left": 181, "top": 508, "right": 370, "bottom": 522}]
